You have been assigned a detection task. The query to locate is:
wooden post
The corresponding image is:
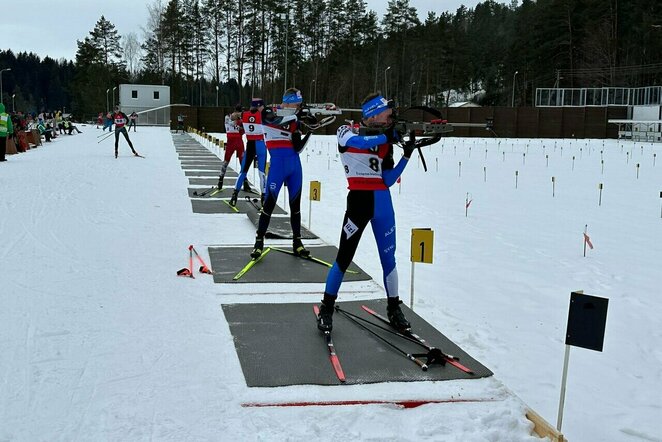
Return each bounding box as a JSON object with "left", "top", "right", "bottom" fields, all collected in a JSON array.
[
  {"left": 598, "top": 183, "right": 603, "bottom": 206},
  {"left": 458, "top": 161, "right": 462, "bottom": 178},
  {"left": 552, "top": 176, "right": 556, "bottom": 197},
  {"left": 636, "top": 163, "right": 640, "bottom": 179},
  {"left": 515, "top": 170, "right": 519, "bottom": 189}
]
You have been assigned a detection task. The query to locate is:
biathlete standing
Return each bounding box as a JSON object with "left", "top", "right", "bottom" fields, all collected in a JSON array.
[
  {"left": 229, "top": 98, "right": 267, "bottom": 205},
  {"left": 316, "top": 93, "right": 416, "bottom": 333},
  {"left": 249, "top": 88, "right": 311, "bottom": 259},
  {"left": 218, "top": 106, "right": 245, "bottom": 189}
]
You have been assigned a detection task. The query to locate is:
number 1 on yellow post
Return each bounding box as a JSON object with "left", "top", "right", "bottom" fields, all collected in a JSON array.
[{"left": 411, "top": 228, "right": 434, "bottom": 264}]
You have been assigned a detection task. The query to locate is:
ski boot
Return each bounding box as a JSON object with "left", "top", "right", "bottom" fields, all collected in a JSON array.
[
  {"left": 387, "top": 297, "right": 411, "bottom": 332},
  {"left": 114, "top": 148, "right": 118, "bottom": 159},
  {"left": 243, "top": 180, "right": 252, "bottom": 193},
  {"left": 250, "top": 237, "right": 264, "bottom": 259},
  {"left": 217, "top": 175, "right": 225, "bottom": 190},
  {"left": 293, "top": 237, "right": 310, "bottom": 258},
  {"left": 229, "top": 189, "right": 239, "bottom": 207},
  {"left": 317, "top": 296, "right": 335, "bottom": 332}
]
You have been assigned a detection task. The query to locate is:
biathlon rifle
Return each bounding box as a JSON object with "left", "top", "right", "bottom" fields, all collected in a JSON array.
[
  {"left": 359, "top": 105, "right": 494, "bottom": 171},
  {"left": 275, "top": 103, "right": 341, "bottom": 131}
]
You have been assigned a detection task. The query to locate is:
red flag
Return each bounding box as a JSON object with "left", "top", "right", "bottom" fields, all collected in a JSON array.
[
  {"left": 465, "top": 199, "right": 473, "bottom": 209},
  {"left": 583, "top": 233, "right": 594, "bottom": 249}
]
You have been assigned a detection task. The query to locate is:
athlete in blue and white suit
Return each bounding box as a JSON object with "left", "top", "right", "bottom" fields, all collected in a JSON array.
[
  {"left": 317, "top": 94, "right": 416, "bottom": 332},
  {"left": 250, "top": 88, "right": 312, "bottom": 259}
]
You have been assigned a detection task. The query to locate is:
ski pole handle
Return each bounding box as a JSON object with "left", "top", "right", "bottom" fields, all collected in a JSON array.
[{"left": 409, "top": 354, "right": 428, "bottom": 371}]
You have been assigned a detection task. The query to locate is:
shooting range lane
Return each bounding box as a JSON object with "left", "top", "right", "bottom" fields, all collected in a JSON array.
[
  {"left": 245, "top": 209, "right": 318, "bottom": 239},
  {"left": 209, "top": 245, "right": 367, "bottom": 284},
  {"left": 222, "top": 299, "right": 492, "bottom": 387}
]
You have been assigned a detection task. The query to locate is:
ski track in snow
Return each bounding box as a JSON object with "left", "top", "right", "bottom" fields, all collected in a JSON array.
[{"left": 0, "top": 126, "right": 659, "bottom": 441}]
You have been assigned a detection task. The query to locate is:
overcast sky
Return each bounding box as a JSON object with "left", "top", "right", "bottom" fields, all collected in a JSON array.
[{"left": 1, "top": 0, "right": 486, "bottom": 62}]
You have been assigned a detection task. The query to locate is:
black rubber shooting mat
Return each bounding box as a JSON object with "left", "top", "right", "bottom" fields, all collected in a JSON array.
[
  {"left": 221, "top": 299, "right": 493, "bottom": 387},
  {"left": 208, "top": 245, "right": 367, "bottom": 283},
  {"left": 182, "top": 165, "right": 223, "bottom": 171},
  {"left": 185, "top": 170, "right": 225, "bottom": 177},
  {"left": 190, "top": 197, "right": 286, "bottom": 214},
  {"left": 187, "top": 187, "right": 255, "bottom": 198},
  {"left": 189, "top": 177, "right": 230, "bottom": 185},
  {"left": 181, "top": 159, "right": 224, "bottom": 165},
  {"left": 190, "top": 198, "right": 257, "bottom": 214},
  {"left": 246, "top": 210, "right": 317, "bottom": 239}
]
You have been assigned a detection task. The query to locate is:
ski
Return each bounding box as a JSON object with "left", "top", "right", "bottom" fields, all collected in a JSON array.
[
  {"left": 134, "top": 153, "right": 145, "bottom": 158},
  {"left": 313, "top": 305, "right": 346, "bottom": 382},
  {"left": 232, "top": 247, "right": 271, "bottom": 280},
  {"left": 193, "top": 186, "right": 216, "bottom": 197},
  {"left": 270, "top": 246, "right": 360, "bottom": 275},
  {"left": 360, "top": 305, "right": 474, "bottom": 375},
  {"left": 208, "top": 188, "right": 223, "bottom": 197},
  {"left": 222, "top": 199, "right": 240, "bottom": 213}
]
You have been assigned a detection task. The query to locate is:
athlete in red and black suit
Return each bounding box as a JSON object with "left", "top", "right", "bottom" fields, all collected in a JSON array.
[{"left": 112, "top": 106, "right": 140, "bottom": 158}]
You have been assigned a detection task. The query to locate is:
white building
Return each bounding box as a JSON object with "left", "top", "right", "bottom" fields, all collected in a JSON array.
[{"left": 118, "top": 84, "right": 171, "bottom": 126}]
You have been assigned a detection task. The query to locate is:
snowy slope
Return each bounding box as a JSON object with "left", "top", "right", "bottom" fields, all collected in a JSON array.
[{"left": 0, "top": 126, "right": 659, "bottom": 441}]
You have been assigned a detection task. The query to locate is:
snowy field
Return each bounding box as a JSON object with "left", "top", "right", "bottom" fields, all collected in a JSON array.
[{"left": 0, "top": 125, "right": 660, "bottom": 441}]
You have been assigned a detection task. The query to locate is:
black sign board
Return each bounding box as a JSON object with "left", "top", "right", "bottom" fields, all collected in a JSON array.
[{"left": 565, "top": 292, "right": 608, "bottom": 352}]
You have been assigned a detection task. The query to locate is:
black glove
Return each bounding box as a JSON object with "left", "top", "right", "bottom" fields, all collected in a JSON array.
[{"left": 402, "top": 131, "right": 416, "bottom": 159}]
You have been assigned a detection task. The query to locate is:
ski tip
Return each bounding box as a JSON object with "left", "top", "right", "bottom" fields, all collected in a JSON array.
[{"left": 360, "top": 305, "right": 377, "bottom": 315}]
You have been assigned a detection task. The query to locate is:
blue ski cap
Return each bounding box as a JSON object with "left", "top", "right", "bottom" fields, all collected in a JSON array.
[
  {"left": 250, "top": 98, "right": 264, "bottom": 108},
  {"left": 362, "top": 95, "right": 392, "bottom": 118},
  {"left": 283, "top": 90, "right": 303, "bottom": 104}
]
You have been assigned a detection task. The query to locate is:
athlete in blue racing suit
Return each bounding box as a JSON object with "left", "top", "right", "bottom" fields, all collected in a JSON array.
[
  {"left": 250, "top": 88, "right": 312, "bottom": 259},
  {"left": 317, "top": 93, "right": 416, "bottom": 332}
]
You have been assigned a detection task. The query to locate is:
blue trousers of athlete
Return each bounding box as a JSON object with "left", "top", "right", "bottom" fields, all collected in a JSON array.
[
  {"left": 235, "top": 139, "right": 266, "bottom": 194},
  {"left": 256, "top": 148, "right": 303, "bottom": 239},
  {"left": 325, "top": 189, "right": 398, "bottom": 299}
]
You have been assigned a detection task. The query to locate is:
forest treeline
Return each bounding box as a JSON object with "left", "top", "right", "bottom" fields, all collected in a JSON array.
[{"left": 1, "top": 0, "right": 660, "bottom": 117}]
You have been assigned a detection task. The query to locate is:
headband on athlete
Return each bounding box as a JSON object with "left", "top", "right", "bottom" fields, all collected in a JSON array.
[
  {"left": 250, "top": 98, "right": 264, "bottom": 108},
  {"left": 362, "top": 95, "right": 394, "bottom": 118},
  {"left": 282, "top": 90, "right": 303, "bottom": 104}
]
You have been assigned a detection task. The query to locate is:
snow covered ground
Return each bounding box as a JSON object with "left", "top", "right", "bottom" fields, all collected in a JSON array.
[{"left": 0, "top": 126, "right": 659, "bottom": 441}]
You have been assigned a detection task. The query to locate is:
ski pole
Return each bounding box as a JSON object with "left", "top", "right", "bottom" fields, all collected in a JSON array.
[
  {"left": 97, "top": 131, "right": 114, "bottom": 143},
  {"left": 335, "top": 307, "right": 428, "bottom": 371}
]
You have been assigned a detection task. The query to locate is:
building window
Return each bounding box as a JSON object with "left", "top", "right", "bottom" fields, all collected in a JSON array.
[
  {"left": 153, "top": 91, "right": 160, "bottom": 100},
  {"left": 132, "top": 90, "right": 138, "bottom": 99}
]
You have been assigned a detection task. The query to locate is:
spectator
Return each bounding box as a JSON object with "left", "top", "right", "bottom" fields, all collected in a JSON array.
[{"left": 0, "top": 103, "right": 13, "bottom": 162}]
